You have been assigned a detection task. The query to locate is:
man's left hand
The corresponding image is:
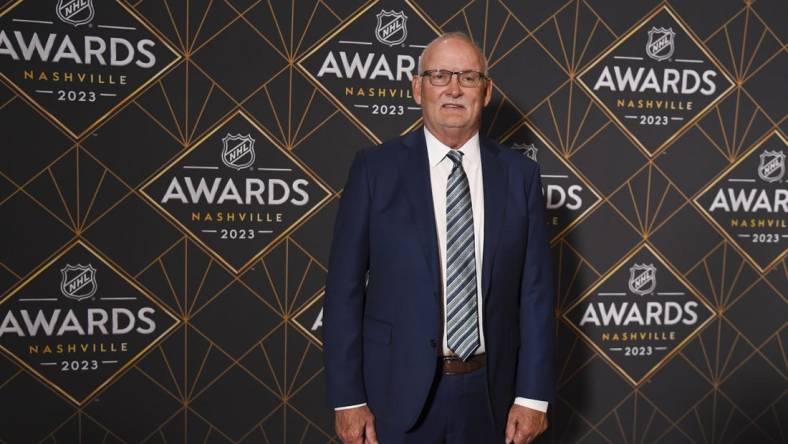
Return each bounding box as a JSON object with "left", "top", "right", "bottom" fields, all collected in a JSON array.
[{"left": 505, "top": 404, "right": 548, "bottom": 444}]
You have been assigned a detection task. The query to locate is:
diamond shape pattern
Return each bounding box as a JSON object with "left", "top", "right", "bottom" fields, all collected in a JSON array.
[
  {"left": 577, "top": 5, "right": 735, "bottom": 156},
  {"left": 0, "top": 0, "right": 181, "bottom": 138},
  {"left": 1, "top": 0, "right": 785, "bottom": 442},
  {"left": 564, "top": 243, "right": 715, "bottom": 385}
]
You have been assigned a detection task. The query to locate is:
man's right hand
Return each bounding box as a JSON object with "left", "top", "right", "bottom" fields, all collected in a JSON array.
[{"left": 335, "top": 405, "right": 378, "bottom": 444}]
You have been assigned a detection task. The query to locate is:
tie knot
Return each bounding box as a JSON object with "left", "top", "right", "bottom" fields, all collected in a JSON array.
[{"left": 446, "top": 150, "right": 463, "bottom": 167}]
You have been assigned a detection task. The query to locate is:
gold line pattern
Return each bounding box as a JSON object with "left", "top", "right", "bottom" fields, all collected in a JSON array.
[{"left": 0, "top": 0, "right": 784, "bottom": 442}]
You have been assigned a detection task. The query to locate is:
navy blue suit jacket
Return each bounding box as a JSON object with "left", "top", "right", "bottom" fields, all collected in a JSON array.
[{"left": 323, "top": 129, "right": 555, "bottom": 432}]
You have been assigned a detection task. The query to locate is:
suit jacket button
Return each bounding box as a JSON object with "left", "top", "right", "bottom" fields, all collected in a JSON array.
[{"left": 429, "top": 339, "right": 437, "bottom": 348}]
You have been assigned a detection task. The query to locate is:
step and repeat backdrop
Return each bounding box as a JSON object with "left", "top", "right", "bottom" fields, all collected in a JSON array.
[{"left": 0, "top": 0, "right": 785, "bottom": 442}]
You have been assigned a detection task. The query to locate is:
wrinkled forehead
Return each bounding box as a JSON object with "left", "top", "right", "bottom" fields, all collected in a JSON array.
[{"left": 421, "top": 38, "right": 485, "bottom": 71}]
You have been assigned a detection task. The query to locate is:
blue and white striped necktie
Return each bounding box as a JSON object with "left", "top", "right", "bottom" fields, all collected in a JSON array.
[{"left": 444, "top": 150, "right": 480, "bottom": 361}]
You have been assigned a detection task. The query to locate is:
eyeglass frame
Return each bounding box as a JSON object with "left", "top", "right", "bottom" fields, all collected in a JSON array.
[{"left": 419, "top": 69, "right": 489, "bottom": 88}]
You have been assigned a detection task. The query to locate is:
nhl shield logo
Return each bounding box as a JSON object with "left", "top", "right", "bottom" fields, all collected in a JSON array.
[
  {"left": 646, "top": 27, "right": 675, "bottom": 61},
  {"left": 221, "top": 134, "right": 256, "bottom": 170},
  {"left": 757, "top": 150, "right": 785, "bottom": 183},
  {"left": 513, "top": 143, "right": 538, "bottom": 162},
  {"left": 628, "top": 263, "right": 657, "bottom": 296},
  {"left": 375, "top": 10, "right": 408, "bottom": 47},
  {"left": 60, "top": 264, "right": 97, "bottom": 301},
  {"left": 56, "top": 0, "right": 95, "bottom": 26}
]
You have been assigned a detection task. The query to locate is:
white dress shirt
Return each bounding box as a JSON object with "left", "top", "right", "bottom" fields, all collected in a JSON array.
[
  {"left": 336, "top": 128, "right": 548, "bottom": 413},
  {"left": 424, "top": 128, "right": 486, "bottom": 357}
]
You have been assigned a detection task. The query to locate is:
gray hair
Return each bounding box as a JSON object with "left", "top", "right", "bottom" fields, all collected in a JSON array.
[{"left": 416, "top": 32, "right": 489, "bottom": 75}]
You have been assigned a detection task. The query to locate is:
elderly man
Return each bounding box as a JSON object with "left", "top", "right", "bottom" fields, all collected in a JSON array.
[{"left": 323, "top": 32, "right": 555, "bottom": 444}]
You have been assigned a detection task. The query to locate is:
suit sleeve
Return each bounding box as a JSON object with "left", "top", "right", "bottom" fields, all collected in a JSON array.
[
  {"left": 516, "top": 162, "right": 556, "bottom": 403},
  {"left": 323, "top": 149, "right": 371, "bottom": 408}
]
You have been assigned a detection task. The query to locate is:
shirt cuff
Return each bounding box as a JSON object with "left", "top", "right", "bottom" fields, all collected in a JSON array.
[
  {"left": 514, "top": 397, "right": 548, "bottom": 412},
  {"left": 335, "top": 402, "right": 367, "bottom": 411}
]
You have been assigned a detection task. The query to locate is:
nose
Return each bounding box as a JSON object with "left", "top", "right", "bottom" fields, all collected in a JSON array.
[{"left": 444, "top": 73, "right": 462, "bottom": 97}]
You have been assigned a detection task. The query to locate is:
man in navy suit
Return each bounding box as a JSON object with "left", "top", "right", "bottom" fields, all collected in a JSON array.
[{"left": 323, "top": 32, "right": 555, "bottom": 444}]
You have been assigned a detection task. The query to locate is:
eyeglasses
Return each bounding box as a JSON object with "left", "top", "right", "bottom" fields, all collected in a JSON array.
[{"left": 420, "top": 69, "right": 488, "bottom": 87}]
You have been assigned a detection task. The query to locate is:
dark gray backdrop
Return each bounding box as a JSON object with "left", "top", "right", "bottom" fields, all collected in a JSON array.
[{"left": 0, "top": 0, "right": 785, "bottom": 442}]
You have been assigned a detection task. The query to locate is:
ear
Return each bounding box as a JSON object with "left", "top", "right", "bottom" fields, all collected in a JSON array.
[
  {"left": 412, "top": 75, "right": 422, "bottom": 105},
  {"left": 483, "top": 77, "right": 493, "bottom": 106}
]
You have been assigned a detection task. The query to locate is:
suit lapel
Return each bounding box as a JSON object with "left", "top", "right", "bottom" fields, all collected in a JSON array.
[
  {"left": 399, "top": 130, "right": 441, "bottom": 299},
  {"left": 480, "top": 137, "right": 507, "bottom": 304},
  {"left": 398, "top": 131, "right": 508, "bottom": 303}
]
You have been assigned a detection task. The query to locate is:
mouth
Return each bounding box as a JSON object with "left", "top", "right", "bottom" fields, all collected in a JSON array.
[{"left": 441, "top": 103, "right": 466, "bottom": 110}]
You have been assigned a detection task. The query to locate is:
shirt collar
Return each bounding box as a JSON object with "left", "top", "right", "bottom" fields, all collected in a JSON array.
[{"left": 424, "top": 127, "right": 480, "bottom": 168}]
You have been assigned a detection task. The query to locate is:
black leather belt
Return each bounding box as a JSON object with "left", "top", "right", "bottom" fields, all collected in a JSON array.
[{"left": 440, "top": 353, "right": 486, "bottom": 375}]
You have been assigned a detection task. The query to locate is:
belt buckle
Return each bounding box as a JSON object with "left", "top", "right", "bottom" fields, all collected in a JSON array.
[
  {"left": 440, "top": 354, "right": 483, "bottom": 375},
  {"left": 440, "top": 355, "right": 459, "bottom": 375}
]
